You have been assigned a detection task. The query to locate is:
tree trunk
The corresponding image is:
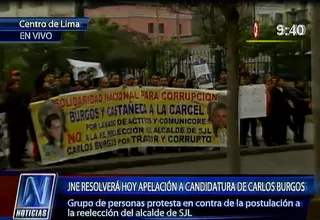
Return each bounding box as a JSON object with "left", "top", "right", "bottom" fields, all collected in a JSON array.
[{"left": 221, "top": 4, "right": 241, "bottom": 174}]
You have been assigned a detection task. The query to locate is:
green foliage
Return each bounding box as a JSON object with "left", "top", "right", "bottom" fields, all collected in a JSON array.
[
  {"left": 194, "top": 5, "right": 251, "bottom": 49},
  {"left": 105, "top": 28, "right": 150, "bottom": 71},
  {"left": 83, "top": 18, "right": 118, "bottom": 64},
  {"left": 22, "top": 32, "right": 76, "bottom": 73},
  {"left": 0, "top": 17, "right": 151, "bottom": 89}
]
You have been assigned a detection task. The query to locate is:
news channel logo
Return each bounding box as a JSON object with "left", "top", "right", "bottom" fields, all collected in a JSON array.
[{"left": 13, "top": 173, "right": 57, "bottom": 220}]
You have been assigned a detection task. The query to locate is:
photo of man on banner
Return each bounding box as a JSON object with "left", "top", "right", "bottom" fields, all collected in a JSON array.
[
  {"left": 37, "top": 100, "right": 67, "bottom": 161},
  {"left": 207, "top": 101, "right": 228, "bottom": 146}
]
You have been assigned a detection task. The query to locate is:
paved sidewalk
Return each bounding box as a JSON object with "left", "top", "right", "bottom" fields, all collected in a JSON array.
[
  {"left": 14, "top": 123, "right": 314, "bottom": 174},
  {"left": 90, "top": 149, "right": 314, "bottom": 175}
]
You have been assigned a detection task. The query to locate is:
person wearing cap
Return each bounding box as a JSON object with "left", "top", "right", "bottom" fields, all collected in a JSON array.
[{"left": 10, "top": 70, "right": 21, "bottom": 81}]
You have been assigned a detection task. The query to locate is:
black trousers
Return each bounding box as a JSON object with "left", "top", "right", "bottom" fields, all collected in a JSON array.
[
  {"left": 259, "top": 116, "right": 273, "bottom": 145},
  {"left": 272, "top": 114, "right": 289, "bottom": 144},
  {"left": 240, "top": 118, "right": 258, "bottom": 146},
  {"left": 9, "top": 129, "right": 28, "bottom": 166},
  {"left": 292, "top": 112, "right": 306, "bottom": 140}
]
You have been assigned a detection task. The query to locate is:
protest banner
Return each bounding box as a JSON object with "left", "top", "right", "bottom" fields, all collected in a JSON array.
[
  {"left": 29, "top": 87, "right": 229, "bottom": 165},
  {"left": 67, "top": 59, "right": 105, "bottom": 81},
  {"left": 193, "top": 64, "right": 214, "bottom": 89},
  {"left": 239, "top": 84, "right": 267, "bottom": 119}
]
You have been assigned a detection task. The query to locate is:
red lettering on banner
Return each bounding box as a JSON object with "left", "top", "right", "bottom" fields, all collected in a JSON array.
[{"left": 68, "top": 132, "right": 82, "bottom": 144}]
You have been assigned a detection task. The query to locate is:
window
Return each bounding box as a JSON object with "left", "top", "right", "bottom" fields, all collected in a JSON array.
[
  {"left": 158, "top": 23, "right": 164, "bottom": 34},
  {"left": 148, "top": 23, "right": 154, "bottom": 34},
  {"left": 0, "top": 3, "right": 10, "bottom": 12},
  {"left": 275, "top": 13, "right": 283, "bottom": 24},
  {"left": 30, "top": 1, "right": 43, "bottom": 7},
  {"left": 258, "top": 14, "right": 270, "bottom": 25},
  {"left": 179, "top": 24, "right": 182, "bottom": 35}
]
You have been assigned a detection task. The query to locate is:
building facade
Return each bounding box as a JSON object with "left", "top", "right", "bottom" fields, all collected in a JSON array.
[
  {"left": 255, "top": 2, "right": 310, "bottom": 25},
  {"left": 85, "top": 5, "right": 193, "bottom": 41},
  {"left": 0, "top": 2, "right": 74, "bottom": 17}
]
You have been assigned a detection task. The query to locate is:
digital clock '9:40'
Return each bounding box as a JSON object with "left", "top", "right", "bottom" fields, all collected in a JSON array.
[{"left": 276, "top": 24, "right": 306, "bottom": 36}]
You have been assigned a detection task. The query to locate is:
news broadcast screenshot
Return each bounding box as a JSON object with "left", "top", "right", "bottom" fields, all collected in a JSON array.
[
  {"left": 0, "top": 1, "right": 318, "bottom": 220},
  {"left": 0, "top": 173, "right": 315, "bottom": 220}
]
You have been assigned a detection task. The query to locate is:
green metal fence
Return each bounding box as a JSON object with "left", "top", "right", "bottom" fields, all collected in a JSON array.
[
  {"left": 151, "top": 49, "right": 272, "bottom": 79},
  {"left": 122, "top": 49, "right": 310, "bottom": 82}
]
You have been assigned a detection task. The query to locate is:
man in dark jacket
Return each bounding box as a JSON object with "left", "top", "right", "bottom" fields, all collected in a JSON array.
[
  {"left": 270, "top": 78, "right": 291, "bottom": 145},
  {"left": 5, "top": 79, "right": 31, "bottom": 168},
  {"left": 287, "top": 80, "right": 310, "bottom": 142},
  {"left": 52, "top": 72, "right": 73, "bottom": 96}
]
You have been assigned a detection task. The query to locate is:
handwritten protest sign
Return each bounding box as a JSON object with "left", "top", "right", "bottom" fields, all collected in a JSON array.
[
  {"left": 193, "top": 64, "right": 213, "bottom": 89},
  {"left": 30, "top": 88, "right": 229, "bottom": 165},
  {"left": 239, "top": 84, "right": 266, "bottom": 119}
]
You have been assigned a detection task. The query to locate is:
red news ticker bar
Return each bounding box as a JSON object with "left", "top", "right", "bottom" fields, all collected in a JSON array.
[{"left": 0, "top": 175, "right": 19, "bottom": 217}]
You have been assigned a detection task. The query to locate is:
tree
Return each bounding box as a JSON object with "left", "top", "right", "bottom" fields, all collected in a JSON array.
[
  {"left": 219, "top": 3, "right": 241, "bottom": 174},
  {"left": 83, "top": 18, "right": 151, "bottom": 73},
  {"left": 83, "top": 18, "right": 119, "bottom": 64},
  {"left": 104, "top": 27, "right": 150, "bottom": 72},
  {"left": 188, "top": 3, "right": 252, "bottom": 69},
  {"left": 190, "top": 3, "right": 242, "bottom": 174},
  {"left": 0, "top": 17, "right": 151, "bottom": 89},
  {"left": 22, "top": 32, "right": 76, "bottom": 72}
]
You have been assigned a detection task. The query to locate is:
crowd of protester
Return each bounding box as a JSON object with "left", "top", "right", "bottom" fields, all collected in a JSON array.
[
  {"left": 236, "top": 71, "right": 311, "bottom": 148},
  {"left": 0, "top": 65, "right": 312, "bottom": 169}
]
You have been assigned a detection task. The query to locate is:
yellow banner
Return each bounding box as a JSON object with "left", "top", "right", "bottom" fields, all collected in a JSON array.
[{"left": 30, "top": 87, "right": 228, "bottom": 165}]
